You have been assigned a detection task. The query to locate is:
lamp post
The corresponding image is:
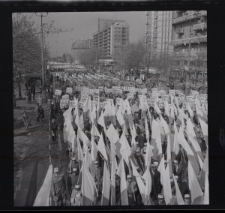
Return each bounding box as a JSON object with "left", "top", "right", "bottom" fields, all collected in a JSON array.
[
  {"left": 55, "top": 41, "right": 58, "bottom": 72},
  {"left": 35, "top": 12, "right": 48, "bottom": 103}
]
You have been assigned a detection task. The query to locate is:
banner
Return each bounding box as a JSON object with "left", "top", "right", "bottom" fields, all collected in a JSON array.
[
  {"left": 161, "top": 95, "right": 169, "bottom": 102},
  {"left": 152, "top": 88, "right": 158, "bottom": 92},
  {"left": 69, "top": 100, "right": 76, "bottom": 108},
  {"left": 66, "top": 87, "right": 73, "bottom": 94},
  {"left": 141, "top": 88, "right": 147, "bottom": 94},
  {"left": 62, "top": 94, "right": 69, "bottom": 100},
  {"left": 116, "top": 98, "right": 123, "bottom": 106},
  {"left": 169, "top": 90, "right": 175, "bottom": 96},
  {"left": 127, "top": 93, "right": 134, "bottom": 100},
  {"left": 55, "top": 89, "right": 62, "bottom": 96},
  {"left": 60, "top": 99, "right": 69, "bottom": 108},
  {"left": 158, "top": 90, "right": 166, "bottom": 96}
]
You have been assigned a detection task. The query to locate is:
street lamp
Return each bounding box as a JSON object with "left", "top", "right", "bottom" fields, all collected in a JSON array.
[
  {"left": 35, "top": 12, "right": 48, "bottom": 103},
  {"left": 55, "top": 41, "right": 58, "bottom": 72}
]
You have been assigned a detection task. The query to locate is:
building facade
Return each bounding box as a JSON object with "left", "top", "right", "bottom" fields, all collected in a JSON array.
[
  {"left": 98, "top": 18, "right": 126, "bottom": 32},
  {"left": 93, "top": 20, "right": 129, "bottom": 64},
  {"left": 145, "top": 11, "right": 173, "bottom": 60},
  {"left": 171, "top": 10, "right": 207, "bottom": 73},
  {"left": 71, "top": 39, "right": 93, "bottom": 64}
]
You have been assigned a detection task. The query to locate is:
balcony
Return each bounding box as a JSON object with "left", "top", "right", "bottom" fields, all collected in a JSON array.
[
  {"left": 193, "top": 23, "right": 207, "bottom": 30},
  {"left": 199, "top": 10, "right": 207, "bottom": 16},
  {"left": 171, "top": 35, "right": 207, "bottom": 46},
  {"left": 176, "top": 28, "right": 184, "bottom": 34},
  {"left": 172, "top": 11, "right": 206, "bottom": 24}
]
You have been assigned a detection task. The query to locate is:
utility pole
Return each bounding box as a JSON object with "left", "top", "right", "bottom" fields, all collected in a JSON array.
[
  {"left": 35, "top": 12, "right": 48, "bottom": 103},
  {"left": 55, "top": 41, "right": 58, "bottom": 72}
]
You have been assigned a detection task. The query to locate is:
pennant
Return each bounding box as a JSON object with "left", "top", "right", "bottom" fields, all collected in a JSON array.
[
  {"left": 81, "top": 166, "right": 97, "bottom": 205},
  {"left": 203, "top": 173, "right": 209, "bottom": 204},
  {"left": 98, "top": 110, "right": 106, "bottom": 131},
  {"left": 157, "top": 155, "right": 166, "bottom": 185},
  {"left": 116, "top": 105, "right": 125, "bottom": 126},
  {"left": 163, "top": 162, "right": 172, "bottom": 205},
  {"left": 172, "top": 174, "right": 185, "bottom": 205},
  {"left": 116, "top": 158, "right": 128, "bottom": 205},
  {"left": 91, "top": 123, "right": 100, "bottom": 137},
  {"left": 106, "top": 124, "right": 119, "bottom": 145},
  {"left": 33, "top": 164, "right": 53, "bottom": 206},
  {"left": 188, "top": 161, "right": 203, "bottom": 203},
  {"left": 143, "top": 163, "right": 153, "bottom": 205},
  {"left": 111, "top": 147, "right": 117, "bottom": 205},
  {"left": 97, "top": 134, "right": 108, "bottom": 161},
  {"left": 119, "top": 130, "right": 132, "bottom": 165},
  {"left": 101, "top": 162, "right": 111, "bottom": 205},
  {"left": 91, "top": 133, "right": 98, "bottom": 162},
  {"left": 79, "top": 113, "right": 84, "bottom": 130}
]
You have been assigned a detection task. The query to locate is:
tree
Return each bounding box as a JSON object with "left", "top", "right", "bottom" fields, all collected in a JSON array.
[{"left": 13, "top": 13, "right": 43, "bottom": 100}]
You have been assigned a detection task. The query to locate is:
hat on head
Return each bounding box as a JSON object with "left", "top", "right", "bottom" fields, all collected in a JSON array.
[
  {"left": 144, "top": 142, "right": 147, "bottom": 146},
  {"left": 173, "top": 160, "right": 178, "bottom": 164},
  {"left": 127, "top": 175, "right": 132, "bottom": 179},
  {"left": 75, "top": 184, "right": 81, "bottom": 189},
  {"left": 153, "top": 161, "right": 159, "bottom": 167},
  {"left": 174, "top": 175, "right": 178, "bottom": 181},
  {"left": 158, "top": 194, "right": 164, "bottom": 199},
  {"left": 54, "top": 167, "right": 59, "bottom": 173},
  {"left": 94, "top": 161, "right": 99, "bottom": 165},
  {"left": 71, "top": 157, "right": 76, "bottom": 161},
  {"left": 151, "top": 163, "right": 156, "bottom": 167},
  {"left": 184, "top": 194, "right": 190, "bottom": 199},
  {"left": 72, "top": 168, "right": 77, "bottom": 172}
]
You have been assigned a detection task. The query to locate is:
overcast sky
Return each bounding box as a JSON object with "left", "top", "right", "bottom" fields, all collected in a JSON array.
[{"left": 27, "top": 12, "right": 146, "bottom": 57}]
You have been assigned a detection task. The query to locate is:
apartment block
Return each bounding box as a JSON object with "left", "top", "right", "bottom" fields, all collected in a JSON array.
[
  {"left": 93, "top": 20, "right": 129, "bottom": 63},
  {"left": 146, "top": 11, "right": 173, "bottom": 57},
  {"left": 171, "top": 10, "right": 207, "bottom": 70}
]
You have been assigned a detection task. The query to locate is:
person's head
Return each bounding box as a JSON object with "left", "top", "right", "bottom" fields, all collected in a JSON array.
[
  {"left": 72, "top": 168, "right": 78, "bottom": 174},
  {"left": 54, "top": 167, "right": 59, "bottom": 174},
  {"left": 151, "top": 163, "right": 156, "bottom": 171},
  {"left": 184, "top": 194, "right": 191, "bottom": 205},
  {"left": 153, "top": 161, "right": 159, "bottom": 167},
  {"left": 52, "top": 118, "right": 55, "bottom": 123},
  {"left": 135, "top": 147, "right": 141, "bottom": 156},
  {"left": 127, "top": 175, "right": 132, "bottom": 183},
  {"left": 158, "top": 194, "right": 165, "bottom": 205},
  {"left": 94, "top": 161, "right": 99, "bottom": 169},
  {"left": 173, "top": 160, "right": 179, "bottom": 167},
  {"left": 75, "top": 184, "right": 81, "bottom": 191}
]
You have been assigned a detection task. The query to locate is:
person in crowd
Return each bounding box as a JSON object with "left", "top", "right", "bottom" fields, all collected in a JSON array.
[
  {"left": 150, "top": 164, "right": 162, "bottom": 202},
  {"left": 126, "top": 175, "right": 138, "bottom": 205},
  {"left": 51, "top": 118, "right": 58, "bottom": 143},
  {"left": 22, "top": 111, "right": 32, "bottom": 130},
  {"left": 70, "top": 185, "right": 82, "bottom": 206},
  {"left": 184, "top": 194, "right": 192, "bottom": 205},
  {"left": 51, "top": 167, "right": 65, "bottom": 206}
]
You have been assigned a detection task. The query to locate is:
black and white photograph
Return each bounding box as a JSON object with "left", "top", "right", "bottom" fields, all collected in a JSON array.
[{"left": 13, "top": 11, "right": 208, "bottom": 207}]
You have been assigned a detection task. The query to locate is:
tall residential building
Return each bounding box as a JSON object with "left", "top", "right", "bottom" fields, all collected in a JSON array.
[
  {"left": 145, "top": 11, "right": 173, "bottom": 59},
  {"left": 171, "top": 10, "right": 207, "bottom": 70},
  {"left": 98, "top": 18, "right": 126, "bottom": 32},
  {"left": 93, "top": 20, "right": 129, "bottom": 63},
  {"left": 71, "top": 39, "right": 93, "bottom": 64}
]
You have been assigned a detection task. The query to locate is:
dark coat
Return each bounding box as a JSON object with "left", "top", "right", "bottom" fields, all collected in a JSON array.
[{"left": 150, "top": 170, "right": 162, "bottom": 201}]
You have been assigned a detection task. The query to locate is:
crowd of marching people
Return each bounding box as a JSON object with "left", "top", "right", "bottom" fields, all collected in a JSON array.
[{"left": 34, "top": 71, "right": 208, "bottom": 206}]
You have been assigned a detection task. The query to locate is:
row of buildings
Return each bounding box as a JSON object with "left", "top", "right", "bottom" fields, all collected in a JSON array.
[{"left": 71, "top": 11, "right": 207, "bottom": 73}]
